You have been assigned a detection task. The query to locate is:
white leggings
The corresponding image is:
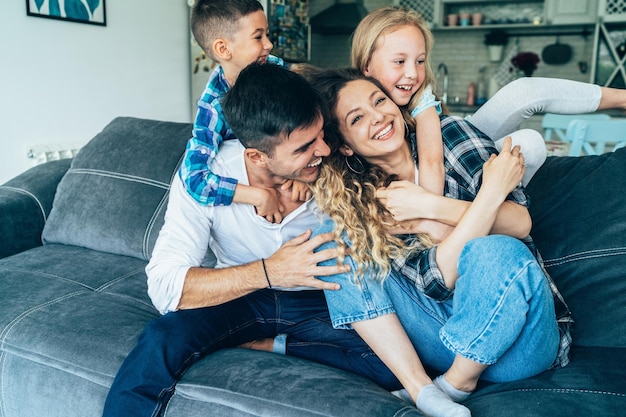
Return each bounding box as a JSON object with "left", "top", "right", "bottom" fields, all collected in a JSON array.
[{"left": 469, "top": 77, "right": 603, "bottom": 185}]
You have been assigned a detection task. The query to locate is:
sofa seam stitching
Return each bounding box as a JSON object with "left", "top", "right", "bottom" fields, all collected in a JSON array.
[
  {"left": 65, "top": 169, "right": 170, "bottom": 189},
  {"left": 506, "top": 388, "right": 626, "bottom": 397},
  {"left": 0, "top": 186, "right": 47, "bottom": 222},
  {"left": 0, "top": 291, "right": 88, "bottom": 345},
  {"left": 544, "top": 247, "right": 626, "bottom": 267}
]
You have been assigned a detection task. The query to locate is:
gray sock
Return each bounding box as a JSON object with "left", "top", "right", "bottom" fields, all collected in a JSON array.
[
  {"left": 391, "top": 388, "right": 414, "bottom": 404},
  {"left": 433, "top": 375, "right": 472, "bottom": 402},
  {"left": 415, "top": 384, "right": 471, "bottom": 417}
]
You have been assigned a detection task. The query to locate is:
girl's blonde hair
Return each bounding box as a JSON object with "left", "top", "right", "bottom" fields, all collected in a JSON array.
[
  {"left": 305, "top": 67, "right": 433, "bottom": 282},
  {"left": 351, "top": 6, "right": 436, "bottom": 112}
]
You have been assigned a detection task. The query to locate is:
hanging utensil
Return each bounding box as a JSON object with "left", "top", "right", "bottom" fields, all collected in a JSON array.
[{"left": 542, "top": 36, "right": 572, "bottom": 65}]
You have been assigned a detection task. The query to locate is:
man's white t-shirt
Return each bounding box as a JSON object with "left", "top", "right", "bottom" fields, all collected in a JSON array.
[{"left": 146, "top": 140, "right": 323, "bottom": 314}]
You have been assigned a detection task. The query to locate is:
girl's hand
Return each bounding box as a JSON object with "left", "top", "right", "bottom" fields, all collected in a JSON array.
[
  {"left": 385, "top": 218, "right": 452, "bottom": 243},
  {"left": 376, "top": 181, "right": 435, "bottom": 221},
  {"left": 282, "top": 180, "right": 312, "bottom": 202}
]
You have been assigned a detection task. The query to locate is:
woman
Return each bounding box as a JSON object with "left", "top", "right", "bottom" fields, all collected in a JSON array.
[{"left": 307, "top": 68, "right": 573, "bottom": 417}]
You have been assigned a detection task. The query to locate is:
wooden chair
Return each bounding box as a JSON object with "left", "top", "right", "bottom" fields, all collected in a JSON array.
[
  {"left": 566, "top": 119, "right": 626, "bottom": 156},
  {"left": 542, "top": 113, "right": 611, "bottom": 141}
]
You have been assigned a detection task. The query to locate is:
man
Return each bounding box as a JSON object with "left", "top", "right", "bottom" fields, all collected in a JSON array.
[{"left": 102, "top": 63, "right": 398, "bottom": 417}]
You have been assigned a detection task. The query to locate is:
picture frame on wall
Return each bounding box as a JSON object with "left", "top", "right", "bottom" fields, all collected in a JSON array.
[{"left": 26, "top": 0, "right": 106, "bottom": 26}]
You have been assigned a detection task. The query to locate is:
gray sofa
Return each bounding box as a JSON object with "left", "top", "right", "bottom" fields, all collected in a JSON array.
[{"left": 0, "top": 116, "right": 624, "bottom": 417}]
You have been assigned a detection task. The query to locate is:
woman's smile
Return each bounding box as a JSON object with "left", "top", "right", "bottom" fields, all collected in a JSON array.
[{"left": 372, "top": 122, "right": 394, "bottom": 141}]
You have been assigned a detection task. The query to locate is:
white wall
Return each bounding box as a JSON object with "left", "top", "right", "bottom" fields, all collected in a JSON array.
[{"left": 0, "top": 0, "right": 191, "bottom": 184}]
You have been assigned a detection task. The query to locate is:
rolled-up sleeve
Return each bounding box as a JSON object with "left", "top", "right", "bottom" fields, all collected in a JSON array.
[{"left": 146, "top": 176, "right": 213, "bottom": 314}]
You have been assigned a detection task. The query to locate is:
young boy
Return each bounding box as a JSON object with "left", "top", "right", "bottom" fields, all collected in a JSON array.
[{"left": 182, "top": 0, "right": 309, "bottom": 223}]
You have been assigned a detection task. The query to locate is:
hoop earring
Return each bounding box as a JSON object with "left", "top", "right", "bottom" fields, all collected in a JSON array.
[{"left": 345, "top": 154, "right": 366, "bottom": 175}]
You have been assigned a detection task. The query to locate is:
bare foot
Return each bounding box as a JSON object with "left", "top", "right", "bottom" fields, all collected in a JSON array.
[{"left": 238, "top": 338, "right": 275, "bottom": 352}]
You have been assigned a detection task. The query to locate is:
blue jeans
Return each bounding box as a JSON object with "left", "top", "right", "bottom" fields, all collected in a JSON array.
[
  {"left": 102, "top": 289, "right": 398, "bottom": 417},
  {"left": 315, "top": 221, "right": 560, "bottom": 383}
]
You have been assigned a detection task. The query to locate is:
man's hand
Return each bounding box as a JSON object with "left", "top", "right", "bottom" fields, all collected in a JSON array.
[{"left": 263, "top": 230, "right": 346, "bottom": 291}]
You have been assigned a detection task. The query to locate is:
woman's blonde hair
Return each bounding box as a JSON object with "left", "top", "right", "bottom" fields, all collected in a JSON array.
[
  {"left": 304, "top": 67, "right": 433, "bottom": 282},
  {"left": 351, "top": 6, "right": 436, "bottom": 112}
]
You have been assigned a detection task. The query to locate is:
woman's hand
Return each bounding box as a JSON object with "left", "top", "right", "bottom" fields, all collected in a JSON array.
[
  {"left": 376, "top": 181, "right": 436, "bottom": 221},
  {"left": 481, "top": 136, "right": 525, "bottom": 202}
]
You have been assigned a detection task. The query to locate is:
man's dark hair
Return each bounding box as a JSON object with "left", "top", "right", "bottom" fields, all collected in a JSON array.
[
  {"left": 191, "top": 0, "right": 263, "bottom": 59},
  {"left": 222, "top": 63, "right": 329, "bottom": 156}
]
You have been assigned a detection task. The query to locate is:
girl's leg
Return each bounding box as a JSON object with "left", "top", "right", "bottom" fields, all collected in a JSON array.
[
  {"left": 598, "top": 86, "right": 626, "bottom": 110},
  {"left": 470, "top": 77, "right": 602, "bottom": 140}
]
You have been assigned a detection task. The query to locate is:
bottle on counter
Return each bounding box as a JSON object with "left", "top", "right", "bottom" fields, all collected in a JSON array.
[{"left": 466, "top": 82, "right": 476, "bottom": 106}]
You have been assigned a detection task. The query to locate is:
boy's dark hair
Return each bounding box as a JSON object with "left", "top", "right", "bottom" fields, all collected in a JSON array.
[
  {"left": 222, "top": 63, "right": 329, "bottom": 156},
  {"left": 191, "top": 0, "right": 263, "bottom": 59}
]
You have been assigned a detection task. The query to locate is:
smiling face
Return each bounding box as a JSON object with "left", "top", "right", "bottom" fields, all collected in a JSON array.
[
  {"left": 264, "top": 115, "right": 330, "bottom": 184},
  {"left": 363, "top": 24, "right": 427, "bottom": 107},
  {"left": 334, "top": 79, "right": 407, "bottom": 164},
  {"left": 224, "top": 10, "right": 274, "bottom": 84}
]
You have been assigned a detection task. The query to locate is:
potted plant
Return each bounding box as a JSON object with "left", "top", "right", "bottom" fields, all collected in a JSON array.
[
  {"left": 512, "top": 51, "right": 540, "bottom": 76},
  {"left": 484, "top": 30, "right": 509, "bottom": 62}
]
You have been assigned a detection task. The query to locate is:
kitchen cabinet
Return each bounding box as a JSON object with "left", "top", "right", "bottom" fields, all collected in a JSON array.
[{"left": 546, "top": 0, "right": 599, "bottom": 25}]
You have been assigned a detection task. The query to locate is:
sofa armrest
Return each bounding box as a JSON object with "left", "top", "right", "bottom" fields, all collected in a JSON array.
[{"left": 0, "top": 159, "right": 72, "bottom": 259}]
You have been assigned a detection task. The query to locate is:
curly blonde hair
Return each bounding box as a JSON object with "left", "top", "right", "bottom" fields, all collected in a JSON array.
[
  {"left": 306, "top": 67, "right": 434, "bottom": 282},
  {"left": 351, "top": 6, "right": 436, "bottom": 113}
]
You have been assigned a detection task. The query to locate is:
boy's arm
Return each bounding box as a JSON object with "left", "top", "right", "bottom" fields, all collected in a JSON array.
[{"left": 181, "top": 101, "right": 239, "bottom": 206}]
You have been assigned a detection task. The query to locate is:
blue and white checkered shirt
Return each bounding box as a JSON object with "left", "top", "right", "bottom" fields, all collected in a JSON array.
[{"left": 179, "top": 55, "right": 287, "bottom": 206}]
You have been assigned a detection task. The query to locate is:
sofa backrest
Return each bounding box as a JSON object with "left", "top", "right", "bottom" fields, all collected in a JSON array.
[
  {"left": 42, "top": 117, "right": 192, "bottom": 261},
  {"left": 526, "top": 148, "right": 626, "bottom": 348}
]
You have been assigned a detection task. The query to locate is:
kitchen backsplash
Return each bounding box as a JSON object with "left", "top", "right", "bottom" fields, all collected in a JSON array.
[{"left": 309, "top": 14, "right": 594, "bottom": 104}]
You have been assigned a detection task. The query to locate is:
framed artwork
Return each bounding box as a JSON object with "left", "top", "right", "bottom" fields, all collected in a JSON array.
[{"left": 26, "top": 0, "right": 106, "bottom": 26}]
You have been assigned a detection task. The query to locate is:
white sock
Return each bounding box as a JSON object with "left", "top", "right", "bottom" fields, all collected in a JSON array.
[
  {"left": 415, "top": 384, "right": 471, "bottom": 417},
  {"left": 433, "top": 375, "right": 472, "bottom": 402}
]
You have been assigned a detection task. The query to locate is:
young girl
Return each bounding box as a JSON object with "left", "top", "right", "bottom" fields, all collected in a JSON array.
[{"left": 351, "top": 6, "right": 624, "bottom": 193}]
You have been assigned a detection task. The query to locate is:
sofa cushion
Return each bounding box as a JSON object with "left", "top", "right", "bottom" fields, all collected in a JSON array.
[
  {"left": 42, "top": 117, "right": 192, "bottom": 261},
  {"left": 0, "top": 244, "right": 157, "bottom": 416},
  {"left": 0, "top": 159, "right": 71, "bottom": 259},
  {"left": 525, "top": 148, "right": 626, "bottom": 348},
  {"left": 165, "top": 349, "right": 421, "bottom": 417},
  {"left": 465, "top": 346, "right": 625, "bottom": 416}
]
